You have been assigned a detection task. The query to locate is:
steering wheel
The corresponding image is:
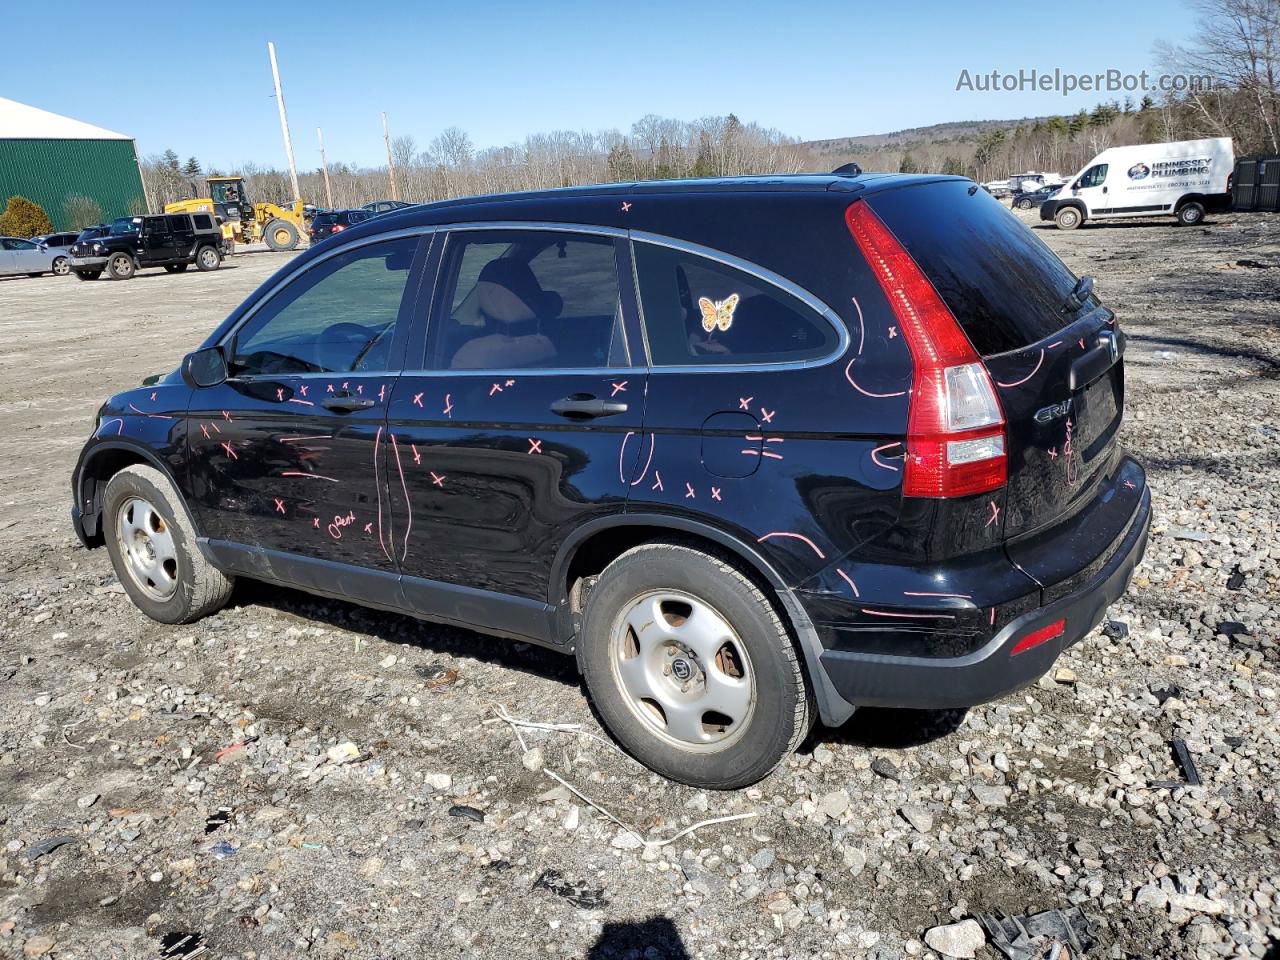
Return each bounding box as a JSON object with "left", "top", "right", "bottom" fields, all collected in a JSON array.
[{"left": 323, "top": 322, "right": 376, "bottom": 342}]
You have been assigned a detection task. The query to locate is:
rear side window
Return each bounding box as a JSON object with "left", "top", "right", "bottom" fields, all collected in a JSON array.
[
  {"left": 193, "top": 214, "right": 213, "bottom": 230},
  {"left": 866, "top": 181, "right": 1082, "bottom": 355},
  {"left": 634, "top": 242, "right": 838, "bottom": 366},
  {"left": 168, "top": 215, "right": 192, "bottom": 232},
  {"left": 428, "top": 230, "right": 628, "bottom": 370}
]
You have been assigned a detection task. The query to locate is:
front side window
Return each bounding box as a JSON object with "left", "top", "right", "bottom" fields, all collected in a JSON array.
[
  {"left": 230, "top": 237, "right": 417, "bottom": 376},
  {"left": 143, "top": 218, "right": 168, "bottom": 235},
  {"left": 429, "top": 230, "right": 627, "bottom": 370},
  {"left": 633, "top": 242, "right": 838, "bottom": 366},
  {"left": 1076, "top": 164, "right": 1108, "bottom": 188}
]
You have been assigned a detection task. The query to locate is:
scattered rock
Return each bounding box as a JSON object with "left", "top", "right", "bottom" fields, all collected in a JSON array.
[
  {"left": 326, "top": 742, "right": 361, "bottom": 765},
  {"left": 923, "top": 919, "right": 985, "bottom": 959},
  {"left": 870, "top": 757, "right": 901, "bottom": 782},
  {"left": 899, "top": 805, "right": 933, "bottom": 834},
  {"left": 818, "top": 789, "right": 850, "bottom": 819}
]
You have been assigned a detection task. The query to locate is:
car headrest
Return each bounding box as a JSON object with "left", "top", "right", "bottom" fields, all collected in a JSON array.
[{"left": 476, "top": 258, "right": 562, "bottom": 325}]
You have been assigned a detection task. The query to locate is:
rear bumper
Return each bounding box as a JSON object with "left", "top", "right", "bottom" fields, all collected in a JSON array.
[{"left": 817, "top": 485, "right": 1151, "bottom": 709}]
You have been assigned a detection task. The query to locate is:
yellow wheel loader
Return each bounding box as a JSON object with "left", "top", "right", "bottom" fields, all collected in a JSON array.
[{"left": 165, "top": 176, "right": 305, "bottom": 252}]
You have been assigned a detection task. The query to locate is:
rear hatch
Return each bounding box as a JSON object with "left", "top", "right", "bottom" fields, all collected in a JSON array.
[{"left": 866, "top": 181, "right": 1129, "bottom": 578}]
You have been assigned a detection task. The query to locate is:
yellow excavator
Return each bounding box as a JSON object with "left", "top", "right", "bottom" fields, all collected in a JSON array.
[{"left": 165, "top": 176, "right": 305, "bottom": 251}]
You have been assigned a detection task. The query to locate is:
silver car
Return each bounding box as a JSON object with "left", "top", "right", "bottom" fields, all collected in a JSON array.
[{"left": 0, "top": 236, "right": 70, "bottom": 278}]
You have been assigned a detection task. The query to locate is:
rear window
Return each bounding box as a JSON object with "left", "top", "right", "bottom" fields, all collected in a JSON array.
[
  {"left": 315, "top": 213, "right": 337, "bottom": 225},
  {"left": 866, "top": 180, "right": 1082, "bottom": 355}
]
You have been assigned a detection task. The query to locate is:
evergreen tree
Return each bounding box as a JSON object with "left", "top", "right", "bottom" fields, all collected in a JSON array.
[
  {"left": 163, "top": 149, "right": 180, "bottom": 172},
  {"left": 0, "top": 195, "right": 54, "bottom": 238},
  {"left": 898, "top": 152, "right": 920, "bottom": 173},
  {"left": 183, "top": 157, "right": 202, "bottom": 178}
]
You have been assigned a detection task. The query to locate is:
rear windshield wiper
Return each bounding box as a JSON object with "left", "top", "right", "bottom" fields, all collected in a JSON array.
[{"left": 1064, "top": 275, "right": 1095, "bottom": 312}]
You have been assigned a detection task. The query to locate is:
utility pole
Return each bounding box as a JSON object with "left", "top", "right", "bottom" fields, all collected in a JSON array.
[
  {"left": 316, "top": 127, "right": 334, "bottom": 209},
  {"left": 267, "top": 42, "right": 301, "bottom": 203},
  {"left": 382, "top": 111, "right": 400, "bottom": 201}
]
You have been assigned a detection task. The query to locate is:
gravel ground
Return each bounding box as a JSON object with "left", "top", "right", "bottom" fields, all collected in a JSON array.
[{"left": 0, "top": 213, "right": 1278, "bottom": 960}]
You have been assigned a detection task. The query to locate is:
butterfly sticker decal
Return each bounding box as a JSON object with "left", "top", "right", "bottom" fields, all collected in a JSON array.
[{"left": 698, "top": 293, "right": 740, "bottom": 333}]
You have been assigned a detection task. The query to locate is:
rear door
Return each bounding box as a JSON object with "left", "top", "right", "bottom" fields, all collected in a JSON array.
[
  {"left": 866, "top": 180, "right": 1129, "bottom": 557},
  {"left": 168, "top": 215, "right": 196, "bottom": 258},
  {"left": 387, "top": 225, "right": 645, "bottom": 617},
  {"left": 187, "top": 234, "right": 426, "bottom": 573}
]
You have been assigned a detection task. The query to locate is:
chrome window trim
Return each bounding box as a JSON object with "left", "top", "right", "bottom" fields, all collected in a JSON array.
[
  {"left": 391, "top": 366, "right": 649, "bottom": 379},
  {"left": 628, "top": 230, "right": 850, "bottom": 373},
  {"left": 438, "top": 220, "right": 629, "bottom": 239}
]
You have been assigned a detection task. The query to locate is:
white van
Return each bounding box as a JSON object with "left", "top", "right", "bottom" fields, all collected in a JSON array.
[{"left": 1040, "top": 137, "right": 1234, "bottom": 229}]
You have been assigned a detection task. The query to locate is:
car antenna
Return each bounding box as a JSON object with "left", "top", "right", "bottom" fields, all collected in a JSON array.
[{"left": 831, "top": 162, "right": 863, "bottom": 177}]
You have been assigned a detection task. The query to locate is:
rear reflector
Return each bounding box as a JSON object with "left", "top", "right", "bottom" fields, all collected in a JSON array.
[
  {"left": 1010, "top": 618, "right": 1066, "bottom": 656},
  {"left": 845, "top": 202, "right": 1007, "bottom": 498}
]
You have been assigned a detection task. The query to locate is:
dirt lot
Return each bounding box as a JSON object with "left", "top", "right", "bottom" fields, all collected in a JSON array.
[{"left": 1, "top": 213, "right": 1278, "bottom": 960}]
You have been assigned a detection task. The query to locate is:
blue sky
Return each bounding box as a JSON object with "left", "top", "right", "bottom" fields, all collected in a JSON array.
[{"left": 4, "top": 0, "right": 1199, "bottom": 170}]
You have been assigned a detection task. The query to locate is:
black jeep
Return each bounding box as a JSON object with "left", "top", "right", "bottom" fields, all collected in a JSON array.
[{"left": 69, "top": 213, "right": 226, "bottom": 281}]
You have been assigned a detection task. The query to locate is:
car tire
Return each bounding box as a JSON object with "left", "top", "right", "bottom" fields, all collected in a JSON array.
[
  {"left": 52, "top": 256, "right": 70, "bottom": 276},
  {"left": 74, "top": 270, "right": 101, "bottom": 281},
  {"left": 1177, "top": 201, "right": 1205, "bottom": 226},
  {"left": 263, "top": 219, "right": 299, "bottom": 251},
  {"left": 1017, "top": 198, "right": 1033, "bottom": 210},
  {"left": 164, "top": 263, "right": 189, "bottom": 273},
  {"left": 102, "top": 464, "right": 234, "bottom": 624},
  {"left": 578, "top": 541, "right": 813, "bottom": 789},
  {"left": 106, "top": 253, "right": 136, "bottom": 280},
  {"left": 195, "top": 246, "right": 221, "bottom": 271},
  {"left": 1055, "top": 206, "right": 1083, "bottom": 230}
]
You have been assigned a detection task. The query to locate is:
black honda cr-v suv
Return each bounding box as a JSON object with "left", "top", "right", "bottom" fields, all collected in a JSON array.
[{"left": 71, "top": 174, "right": 1151, "bottom": 788}]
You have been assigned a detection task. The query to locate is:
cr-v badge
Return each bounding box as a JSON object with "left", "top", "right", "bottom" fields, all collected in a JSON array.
[{"left": 1034, "top": 398, "right": 1073, "bottom": 424}]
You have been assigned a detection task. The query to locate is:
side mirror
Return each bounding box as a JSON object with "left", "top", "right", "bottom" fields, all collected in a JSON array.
[{"left": 183, "top": 346, "right": 228, "bottom": 388}]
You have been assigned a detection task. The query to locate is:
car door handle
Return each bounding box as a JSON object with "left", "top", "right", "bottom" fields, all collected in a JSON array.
[
  {"left": 322, "top": 394, "right": 376, "bottom": 412},
  {"left": 550, "top": 395, "right": 628, "bottom": 419}
]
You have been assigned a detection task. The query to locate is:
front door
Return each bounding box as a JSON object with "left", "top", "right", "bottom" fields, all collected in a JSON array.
[
  {"left": 140, "top": 216, "right": 175, "bottom": 264},
  {"left": 387, "top": 227, "right": 646, "bottom": 621},
  {"left": 187, "top": 234, "right": 427, "bottom": 573},
  {"left": 1071, "top": 163, "right": 1110, "bottom": 218}
]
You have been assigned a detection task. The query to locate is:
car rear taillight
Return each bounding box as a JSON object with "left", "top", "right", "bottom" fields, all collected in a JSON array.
[
  {"left": 333, "top": 224, "right": 345, "bottom": 232},
  {"left": 845, "top": 202, "right": 1007, "bottom": 498}
]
